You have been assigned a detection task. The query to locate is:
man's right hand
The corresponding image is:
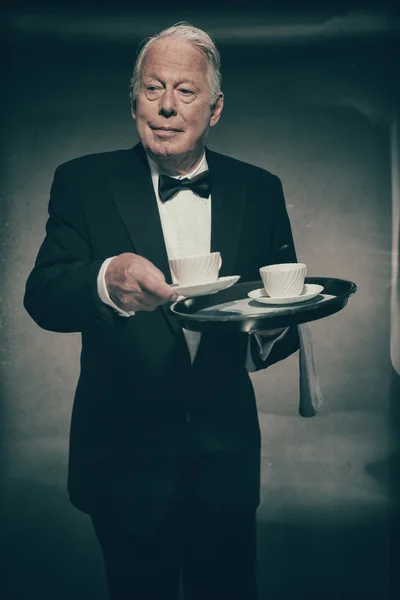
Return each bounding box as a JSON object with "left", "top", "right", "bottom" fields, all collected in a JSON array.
[{"left": 105, "top": 253, "right": 178, "bottom": 312}]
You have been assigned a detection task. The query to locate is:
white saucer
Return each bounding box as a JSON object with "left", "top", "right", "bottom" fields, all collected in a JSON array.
[
  {"left": 248, "top": 283, "right": 324, "bottom": 305},
  {"left": 170, "top": 276, "right": 241, "bottom": 297}
]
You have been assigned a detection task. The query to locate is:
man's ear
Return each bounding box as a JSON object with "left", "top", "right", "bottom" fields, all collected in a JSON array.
[
  {"left": 210, "top": 93, "right": 224, "bottom": 128},
  {"left": 131, "top": 97, "right": 137, "bottom": 120}
]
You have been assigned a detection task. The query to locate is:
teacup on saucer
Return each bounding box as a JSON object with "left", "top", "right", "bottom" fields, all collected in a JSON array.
[
  {"left": 170, "top": 275, "right": 240, "bottom": 298},
  {"left": 259, "top": 263, "right": 307, "bottom": 298},
  {"left": 248, "top": 283, "right": 324, "bottom": 305},
  {"left": 169, "top": 252, "right": 222, "bottom": 287}
]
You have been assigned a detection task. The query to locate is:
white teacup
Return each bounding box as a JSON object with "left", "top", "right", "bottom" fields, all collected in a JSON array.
[
  {"left": 259, "top": 263, "right": 307, "bottom": 298},
  {"left": 169, "top": 252, "right": 222, "bottom": 286}
]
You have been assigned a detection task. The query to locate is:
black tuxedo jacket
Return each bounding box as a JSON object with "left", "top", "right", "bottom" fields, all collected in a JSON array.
[{"left": 24, "top": 143, "right": 299, "bottom": 534}]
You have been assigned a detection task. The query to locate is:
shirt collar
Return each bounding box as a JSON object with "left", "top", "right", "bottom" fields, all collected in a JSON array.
[{"left": 147, "top": 152, "right": 208, "bottom": 180}]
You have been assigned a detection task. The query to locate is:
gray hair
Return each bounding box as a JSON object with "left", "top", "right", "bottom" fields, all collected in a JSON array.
[{"left": 129, "top": 22, "right": 222, "bottom": 107}]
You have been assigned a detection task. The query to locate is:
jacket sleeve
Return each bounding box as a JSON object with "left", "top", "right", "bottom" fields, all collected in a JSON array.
[
  {"left": 249, "top": 175, "right": 300, "bottom": 371},
  {"left": 24, "top": 164, "right": 117, "bottom": 333}
]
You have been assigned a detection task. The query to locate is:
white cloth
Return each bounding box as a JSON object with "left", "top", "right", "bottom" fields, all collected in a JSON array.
[
  {"left": 97, "top": 153, "right": 286, "bottom": 367},
  {"left": 297, "top": 322, "right": 324, "bottom": 417}
]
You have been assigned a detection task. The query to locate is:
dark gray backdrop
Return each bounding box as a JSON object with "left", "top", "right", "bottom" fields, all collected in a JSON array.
[{"left": 1, "top": 3, "right": 399, "bottom": 598}]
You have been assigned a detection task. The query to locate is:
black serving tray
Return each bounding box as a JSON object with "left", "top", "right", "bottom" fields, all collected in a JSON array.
[{"left": 170, "top": 277, "right": 357, "bottom": 333}]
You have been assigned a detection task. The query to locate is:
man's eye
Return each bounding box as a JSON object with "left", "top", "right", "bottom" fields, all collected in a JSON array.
[
  {"left": 146, "top": 86, "right": 158, "bottom": 92},
  {"left": 180, "top": 89, "right": 193, "bottom": 95}
]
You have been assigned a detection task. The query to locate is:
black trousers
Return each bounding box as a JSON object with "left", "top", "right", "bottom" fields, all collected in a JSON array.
[{"left": 92, "top": 458, "right": 258, "bottom": 600}]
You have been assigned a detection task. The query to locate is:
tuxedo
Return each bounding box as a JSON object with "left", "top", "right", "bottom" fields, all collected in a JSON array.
[{"left": 24, "top": 143, "right": 299, "bottom": 538}]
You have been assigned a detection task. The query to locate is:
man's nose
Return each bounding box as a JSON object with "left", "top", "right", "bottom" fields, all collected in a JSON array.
[{"left": 159, "top": 89, "right": 177, "bottom": 117}]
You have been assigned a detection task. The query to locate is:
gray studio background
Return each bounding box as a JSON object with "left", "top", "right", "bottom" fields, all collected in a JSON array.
[{"left": 1, "top": 5, "right": 399, "bottom": 599}]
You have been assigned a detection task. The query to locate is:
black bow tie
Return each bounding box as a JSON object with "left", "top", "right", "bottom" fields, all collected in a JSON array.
[{"left": 158, "top": 170, "right": 211, "bottom": 203}]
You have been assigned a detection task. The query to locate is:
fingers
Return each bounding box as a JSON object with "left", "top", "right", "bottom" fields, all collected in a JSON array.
[
  {"left": 106, "top": 253, "right": 178, "bottom": 312},
  {"left": 134, "top": 287, "right": 178, "bottom": 311},
  {"left": 138, "top": 266, "right": 176, "bottom": 301}
]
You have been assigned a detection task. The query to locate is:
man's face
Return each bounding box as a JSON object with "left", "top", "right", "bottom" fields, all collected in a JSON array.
[{"left": 132, "top": 38, "right": 223, "bottom": 170}]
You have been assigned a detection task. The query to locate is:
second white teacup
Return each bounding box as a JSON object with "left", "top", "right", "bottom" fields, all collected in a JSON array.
[
  {"left": 169, "top": 252, "right": 222, "bottom": 286},
  {"left": 259, "top": 263, "right": 307, "bottom": 298}
]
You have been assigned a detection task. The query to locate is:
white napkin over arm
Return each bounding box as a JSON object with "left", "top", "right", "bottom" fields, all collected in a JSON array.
[
  {"left": 246, "top": 322, "right": 323, "bottom": 417},
  {"left": 297, "top": 323, "right": 324, "bottom": 417}
]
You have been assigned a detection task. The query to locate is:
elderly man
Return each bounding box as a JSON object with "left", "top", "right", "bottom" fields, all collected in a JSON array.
[{"left": 24, "top": 23, "right": 299, "bottom": 600}]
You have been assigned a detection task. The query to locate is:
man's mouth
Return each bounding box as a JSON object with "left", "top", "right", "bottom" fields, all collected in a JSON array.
[
  {"left": 151, "top": 128, "right": 183, "bottom": 139},
  {"left": 151, "top": 126, "right": 183, "bottom": 133}
]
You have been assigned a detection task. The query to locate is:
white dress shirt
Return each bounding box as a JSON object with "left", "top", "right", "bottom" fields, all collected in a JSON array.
[{"left": 97, "top": 152, "right": 287, "bottom": 368}]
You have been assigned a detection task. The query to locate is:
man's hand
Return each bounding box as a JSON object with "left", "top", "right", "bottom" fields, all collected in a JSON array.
[
  {"left": 252, "top": 327, "right": 287, "bottom": 339},
  {"left": 105, "top": 253, "right": 178, "bottom": 312}
]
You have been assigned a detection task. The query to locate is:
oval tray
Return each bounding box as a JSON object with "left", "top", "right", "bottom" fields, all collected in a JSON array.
[{"left": 170, "top": 277, "right": 357, "bottom": 333}]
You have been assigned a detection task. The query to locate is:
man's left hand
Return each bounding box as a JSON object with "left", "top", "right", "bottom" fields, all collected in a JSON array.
[{"left": 252, "top": 327, "right": 287, "bottom": 339}]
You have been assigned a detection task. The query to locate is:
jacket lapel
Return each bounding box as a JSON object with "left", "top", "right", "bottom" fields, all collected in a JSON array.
[
  {"left": 107, "top": 144, "right": 181, "bottom": 334},
  {"left": 206, "top": 149, "right": 247, "bottom": 278},
  {"left": 106, "top": 145, "right": 248, "bottom": 335}
]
